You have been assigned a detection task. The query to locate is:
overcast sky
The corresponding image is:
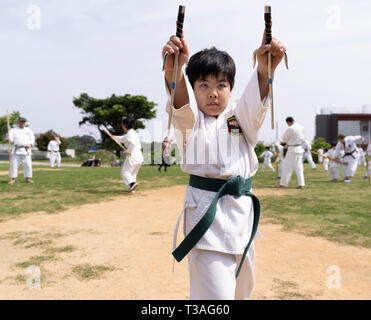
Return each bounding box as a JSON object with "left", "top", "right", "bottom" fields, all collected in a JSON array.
[{"left": 1, "top": 0, "right": 370, "bottom": 144}]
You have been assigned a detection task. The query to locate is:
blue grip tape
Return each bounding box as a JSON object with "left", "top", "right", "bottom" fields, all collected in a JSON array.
[
  {"left": 269, "top": 78, "right": 273, "bottom": 84},
  {"left": 172, "top": 82, "right": 176, "bottom": 90}
]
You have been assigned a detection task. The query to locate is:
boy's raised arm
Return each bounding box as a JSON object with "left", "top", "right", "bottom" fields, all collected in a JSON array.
[{"left": 162, "top": 36, "right": 190, "bottom": 109}]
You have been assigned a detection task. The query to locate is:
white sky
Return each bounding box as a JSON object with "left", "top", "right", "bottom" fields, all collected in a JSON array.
[{"left": 0, "top": 0, "right": 370, "bottom": 144}]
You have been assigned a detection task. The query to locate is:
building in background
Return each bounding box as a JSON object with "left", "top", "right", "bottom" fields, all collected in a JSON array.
[{"left": 315, "top": 105, "right": 371, "bottom": 148}]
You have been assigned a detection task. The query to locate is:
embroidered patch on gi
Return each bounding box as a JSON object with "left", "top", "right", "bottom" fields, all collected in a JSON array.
[{"left": 227, "top": 115, "right": 243, "bottom": 135}]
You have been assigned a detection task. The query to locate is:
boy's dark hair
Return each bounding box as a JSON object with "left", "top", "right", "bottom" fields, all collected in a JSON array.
[
  {"left": 337, "top": 134, "right": 345, "bottom": 140},
  {"left": 186, "top": 47, "right": 236, "bottom": 90},
  {"left": 286, "top": 116, "right": 294, "bottom": 123},
  {"left": 331, "top": 142, "right": 337, "bottom": 146},
  {"left": 265, "top": 146, "right": 270, "bottom": 150},
  {"left": 122, "top": 115, "right": 135, "bottom": 129}
]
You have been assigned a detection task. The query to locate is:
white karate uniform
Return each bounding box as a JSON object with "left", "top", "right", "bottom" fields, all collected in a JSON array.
[
  {"left": 323, "top": 153, "right": 330, "bottom": 171},
  {"left": 116, "top": 129, "right": 144, "bottom": 187},
  {"left": 275, "top": 143, "right": 284, "bottom": 178},
  {"left": 334, "top": 136, "right": 362, "bottom": 178},
  {"left": 358, "top": 148, "right": 366, "bottom": 166},
  {"left": 326, "top": 148, "right": 339, "bottom": 179},
  {"left": 301, "top": 140, "right": 316, "bottom": 169},
  {"left": 167, "top": 69, "right": 269, "bottom": 300},
  {"left": 47, "top": 140, "right": 62, "bottom": 167},
  {"left": 8, "top": 126, "right": 35, "bottom": 178},
  {"left": 260, "top": 150, "right": 275, "bottom": 172},
  {"left": 365, "top": 143, "right": 371, "bottom": 177},
  {"left": 317, "top": 148, "right": 324, "bottom": 163},
  {"left": 280, "top": 122, "right": 305, "bottom": 187}
]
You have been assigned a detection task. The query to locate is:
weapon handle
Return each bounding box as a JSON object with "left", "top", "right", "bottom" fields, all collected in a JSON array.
[
  {"left": 264, "top": 6, "right": 272, "bottom": 44},
  {"left": 176, "top": 6, "right": 185, "bottom": 39}
]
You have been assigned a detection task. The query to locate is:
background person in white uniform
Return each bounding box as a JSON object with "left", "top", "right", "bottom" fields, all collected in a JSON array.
[
  {"left": 301, "top": 139, "right": 316, "bottom": 170},
  {"left": 163, "top": 28, "right": 287, "bottom": 300},
  {"left": 8, "top": 117, "right": 35, "bottom": 185},
  {"left": 258, "top": 146, "right": 275, "bottom": 172},
  {"left": 47, "top": 136, "right": 62, "bottom": 168},
  {"left": 276, "top": 117, "right": 305, "bottom": 189},
  {"left": 364, "top": 142, "right": 371, "bottom": 179},
  {"left": 334, "top": 134, "right": 364, "bottom": 182},
  {"left": 114, "top": 116, "right": 144, "bottom": 192}
]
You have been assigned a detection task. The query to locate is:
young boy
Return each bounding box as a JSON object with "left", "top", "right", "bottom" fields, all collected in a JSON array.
[
  {"left": 47, "top": 136, "right": 62, "bottom": 168},
  {"left": 326, "top": 142, "right": 339, "bottom": 182},
  {"left": 114, "top": 116, "right": 144, "bottom": 192},
  {"left": 163, "top": 31, "right": 286, "bottom": 299},
  {"left": 258, "top": 146, "right": 275, "bottom": 172}
]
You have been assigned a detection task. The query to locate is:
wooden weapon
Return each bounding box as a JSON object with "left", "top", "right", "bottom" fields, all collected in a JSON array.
[
  {"left": 163, "top": 5, "right": 186, "bottom": 137},
  {"left": 99, "top": 125, "right": 126, "bottom": 151}
]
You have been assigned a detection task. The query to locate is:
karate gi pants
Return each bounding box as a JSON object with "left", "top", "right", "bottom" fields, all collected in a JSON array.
[
  {"left": 50, "top": 152, "right": 61, "bottom": 167},
  {"left": 342, "top": 156, "right": 358, "bottom": 177},
  {"left": 280, "top": 152, "right": 305, "bottom": 187},
  {"left": 330, "top": 166, "right": 339, "bottom": 179},
  {"left": 188, "top": 244, "right": 255, "bottom": 300},
  {"left": 261, "top": 161, "right": 275, "bottom": 172},
  {"left": 303, "top": 152, "right": 316, "bottom": 169},
  {"left": 323, "top": 158, "right": 329, "bottom": 171},
  {"left": 121, "top": 159, "right": 141, "bottom": 187},
  {"left": 9, "top": 154, "right": 32, "bottom": 178}
]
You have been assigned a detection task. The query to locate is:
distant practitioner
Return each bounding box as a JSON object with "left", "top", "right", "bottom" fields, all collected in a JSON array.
[
  {"left": 113, "top": 116, "right": 144, "bottom": 192},
  {"left": 276, "top": 117, "right": 305, "bottom": 189},
  {"left": 326, "top": 142, "right": 339, "bottom": 182},
  {"left": 8, "top": 117, "right": 35, "bottom": 185},
  {"left": 317, "top": 147, "right": 324, "bottom": 163},
  {"left": 47, "top": 136, "right": 62, "bottom": 168},
  {"left": 364, "top": 142, "right": 371, "bottom": 179},
  {"left": 158, "top": 137, "right": 173, "bottom": 172},
  {"left": 301, "top": 139, "right": 316, "bottom": 170},
  {"left": 357, "top": 145, "right": 366, "bottom": 167},
  {"left": 274, "top": 142, "right": 286, "bottom": 179},
  {"left": 322, "top": 148, "right": 330, "bottom": 172},
  {"left": 258, "top": 146, "right": 275, "bottom": 172},
  {"left": 334, "top": 134, "right": 364, "bottom": 183}
]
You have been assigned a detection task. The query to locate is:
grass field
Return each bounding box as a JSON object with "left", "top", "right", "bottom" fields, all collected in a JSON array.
[{"left": 0, "top": 162, "right": 370, "bottom": 248}]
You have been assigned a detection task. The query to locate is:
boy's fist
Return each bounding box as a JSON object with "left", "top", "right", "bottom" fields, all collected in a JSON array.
[{"left": 162, "top": 35, "right": 189, "bottom": 79}]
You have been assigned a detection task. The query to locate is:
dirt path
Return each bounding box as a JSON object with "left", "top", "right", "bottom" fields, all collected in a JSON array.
[{"left": 0, "top": 185, "right": 369, "bottom": 300}]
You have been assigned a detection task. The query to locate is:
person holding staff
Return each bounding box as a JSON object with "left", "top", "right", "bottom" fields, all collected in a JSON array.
[
  {"left": 8, "top": 117, "right": 35, "bottom": 185},
  {"left": 163, "top": 14, "right": 287, "bottom": 299},
  {"left": 113, "top": 116, "right": 144, "bottom": 192}
]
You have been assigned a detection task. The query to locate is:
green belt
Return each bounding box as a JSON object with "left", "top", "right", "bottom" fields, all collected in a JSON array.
[{"left": 172, "top": 174, "right": 260, "bottom": 278}]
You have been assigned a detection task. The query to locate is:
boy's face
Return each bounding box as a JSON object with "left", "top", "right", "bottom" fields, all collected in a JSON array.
[{"left": 193, "top": 74, "right": 231, "bottom": 117}]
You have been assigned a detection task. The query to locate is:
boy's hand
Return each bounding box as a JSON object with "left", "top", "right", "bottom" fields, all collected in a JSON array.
[
  {"left": 255, "top": 30, "right": 287, "bottom": 77},
  {"left": 162, "top": 35, "right": 189, "bottom": 81}
]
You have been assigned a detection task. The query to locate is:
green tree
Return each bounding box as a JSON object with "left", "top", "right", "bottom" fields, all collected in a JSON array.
[
  {"left": 73, "top": 93, "right": 157, "bottom": 157},
  {"left": 36, "top": 130, "right": 68, "bottom": 153},
  {"left": 311, "top": 137, "right": 331, "bottom": 162},
  {"left": 0, "top": 111, "right": 21, "bottom": 142},
  {"left": 66, "top": 135, "right": 97, "bottom": 155}
]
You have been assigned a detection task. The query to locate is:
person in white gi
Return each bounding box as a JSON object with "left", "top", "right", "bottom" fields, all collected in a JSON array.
[
  {"left": 364, "top": 142, "right": 371, "bottom": 179},
  {"left": 301, "top": 139, "right": 316, "bottom": 170},
  {"left": 334, "top": 134, "right": 364, "bottom": 182},
  {"left": 258, "top": 147, "right": 275, "bottom": 172},
  {"left": 317, "top": 147, "right": 324, "bottom": 164},
  {"left": 274, "top": 142, "right": 286, "bottom": 179},
  {"left": 114, "top": 116, "right": 144, "bottom": 192},
  {"left": 8, "top": 117, "right": 35, "bottom": 185},
  {"left": 322, "top": 148, "right": 330, "bottom": 171},
  {"left": 163, "top": 30, "right": 287, "bottom": 299},
  {"left": 47, "top": 136, "right": 62, "bottom": 168},
  {"left": 276, "top": 117, "right": 305, "bottom": 189},
  {"left": 357, "top": 145, "right": 366, "bottom": 167},
  {"left": 326, "top": 142, "right": 339, "bottom": 182}
]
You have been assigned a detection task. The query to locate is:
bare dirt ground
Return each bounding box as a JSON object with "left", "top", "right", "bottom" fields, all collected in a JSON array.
[{"left": 0, "top": 185, "right": 369, "bottom": 300}]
